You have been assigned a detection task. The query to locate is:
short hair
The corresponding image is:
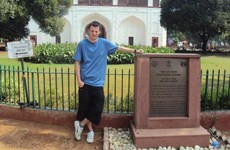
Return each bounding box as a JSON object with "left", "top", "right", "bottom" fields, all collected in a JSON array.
[{"left": 87, "top": 21, "right": 102, "bottom": 31}]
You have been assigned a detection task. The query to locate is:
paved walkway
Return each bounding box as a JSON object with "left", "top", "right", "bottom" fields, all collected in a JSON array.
[{"left": 0, "top": 118, "right": 103, "bottom": 150}]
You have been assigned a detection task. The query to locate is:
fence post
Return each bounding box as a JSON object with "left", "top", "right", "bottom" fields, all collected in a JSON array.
[
  {"left": 20, "top": 58, "right": 30, "bottom": 107},
  {"left": 203, "top": 70, "right": 209, "bottom": 110},
  {"left": 32, "top": 72, "right": 36, "bottom": 107},
  {"left": 107, "top": 69, "right": 110, "bottom": 113},
  {"left": 0, "top": 65, "right": 2, "bottom": 102}
]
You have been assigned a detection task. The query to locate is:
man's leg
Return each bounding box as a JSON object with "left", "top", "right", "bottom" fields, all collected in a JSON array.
[
  {"left": 86, "top": 121, "right": 93, "bottom": 131},
  {"left": 75, "top": 85, "right": 89, "bottom": 140},
  {"left": 78, "top": 118, "right": 94, "bottom": 143},
  {"left": 75, "top": 85, "right": 103, "bottom": 143},
  {"left": 79, "top": 118, "right": 92, "bottom": 129},
  {"left": 75, "top": 118, "right": 91, "bottom": 141},
  {"left": 86, "top": 121, "right": 94, "bottom": 143},
  {"left": 74, "top": 120, "right": 84, "bottom": 140}
]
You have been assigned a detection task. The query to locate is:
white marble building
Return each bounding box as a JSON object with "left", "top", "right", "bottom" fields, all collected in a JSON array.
[{"left": 28, "top": 0, "right": 166, "bottom": 47}]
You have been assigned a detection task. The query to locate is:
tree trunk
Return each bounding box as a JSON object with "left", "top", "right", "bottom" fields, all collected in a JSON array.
[{"left": 202, "top": 39, "right": 208, "bottom": 54}]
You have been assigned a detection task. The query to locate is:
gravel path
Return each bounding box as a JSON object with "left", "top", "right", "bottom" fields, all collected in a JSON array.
[{"left": 105, "top": 127, "right": 230, "bottom": 150}]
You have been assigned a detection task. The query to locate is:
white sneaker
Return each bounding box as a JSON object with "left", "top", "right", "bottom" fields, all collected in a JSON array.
[
  {"left": 86, "top": 131, "right": 94, "bottom": 143},
  {"left": 74, "top": 121, "right": 83, "bottom": 140}
]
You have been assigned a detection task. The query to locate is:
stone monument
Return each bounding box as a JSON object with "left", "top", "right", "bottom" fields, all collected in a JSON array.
[{"left": 130, "top": 54, "right": 210, "bottom": 148}]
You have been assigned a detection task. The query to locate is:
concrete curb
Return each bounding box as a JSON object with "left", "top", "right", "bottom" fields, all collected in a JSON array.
[{"left": 103, "top": 127, "right": 109, "bottom": 150}]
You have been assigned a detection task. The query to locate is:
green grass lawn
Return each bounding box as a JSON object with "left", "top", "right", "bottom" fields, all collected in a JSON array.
[{"left": 200, "top": 55, "right": 230, "bottom": 72}]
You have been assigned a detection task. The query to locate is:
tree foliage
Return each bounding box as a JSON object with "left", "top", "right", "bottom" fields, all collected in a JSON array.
[
  {"left": 160, "top": 0, "right": 230, "bottom": 53},
  {"left": 0, "top": 0, "right": 17, "bottom": 22},
  {"left": 0, "top": 0, "right": 30, "bottom": 41},
  {"left": 0, "top": 0, "right": 72, "bottom": 41}
]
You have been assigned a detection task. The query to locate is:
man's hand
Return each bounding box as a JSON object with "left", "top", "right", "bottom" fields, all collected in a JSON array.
[
  {"left": 78, "top": 80, "right": 84, "bottom": 88},
  {"left": 135, "top": 49, "right": 144, "bottom": 54}
]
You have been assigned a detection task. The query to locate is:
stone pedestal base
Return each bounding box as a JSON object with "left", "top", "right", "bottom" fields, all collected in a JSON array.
[{"left": 130, "top": 122, "right": 210, "bottom": 148}]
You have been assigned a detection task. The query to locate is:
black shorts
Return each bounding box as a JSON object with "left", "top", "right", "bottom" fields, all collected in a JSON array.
[{"left": 76, "top": 84, "right": 104, "bottom": 125}]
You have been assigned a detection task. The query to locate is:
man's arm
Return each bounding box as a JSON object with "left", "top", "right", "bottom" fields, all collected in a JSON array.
[
  {"left": 75, "top": 61, "right": 84, "bottom": 88},
  {"left": 117, "top": 46, "right": 144, "bottom": 54}
]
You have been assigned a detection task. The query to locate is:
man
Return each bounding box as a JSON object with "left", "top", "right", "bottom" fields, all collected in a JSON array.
[{"left": 74, "top": 21, "right": 143, "bottom": 143}]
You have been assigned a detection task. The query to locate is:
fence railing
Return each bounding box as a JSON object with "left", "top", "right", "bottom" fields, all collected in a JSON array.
[
  {"left": 200, "top": 70, "right": 230, "bottom": 111},
  {"left": 0, "top": 65, "right": 229, "bottom": 114}
]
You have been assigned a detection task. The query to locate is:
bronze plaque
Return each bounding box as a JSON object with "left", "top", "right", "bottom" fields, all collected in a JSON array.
[{"left": 149, "top": 58, "right": 188, "bottom": 117}]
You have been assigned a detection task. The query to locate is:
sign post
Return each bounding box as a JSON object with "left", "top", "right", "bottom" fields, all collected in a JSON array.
[{"left": 7, "top": 39, "right": 34, "bottom": 108}]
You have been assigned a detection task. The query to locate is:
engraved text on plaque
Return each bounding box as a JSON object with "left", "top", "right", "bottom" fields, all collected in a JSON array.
[{"left": 149, "top": 58, "right": 188, "bottom": 117}]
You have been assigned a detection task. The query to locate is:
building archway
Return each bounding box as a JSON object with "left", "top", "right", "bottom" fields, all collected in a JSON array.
[
  {"left": 119, "top": 16, "right": 146, "bottom": 45},
  {"left": 60, "top": 18, "right": 71, "bottom": 43}
]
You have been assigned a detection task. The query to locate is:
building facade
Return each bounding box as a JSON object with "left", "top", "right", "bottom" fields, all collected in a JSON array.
[{"left": 28, "top": 0, "right": 166, "bottom": 47}]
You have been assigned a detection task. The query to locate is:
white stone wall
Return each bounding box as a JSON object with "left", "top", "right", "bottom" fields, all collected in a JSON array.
[
  {"left": 28, "top": 5, "right": 166, "bottom": 47},
  {"left": 28, "top": 19, "right": 55, "bottom": 44}
]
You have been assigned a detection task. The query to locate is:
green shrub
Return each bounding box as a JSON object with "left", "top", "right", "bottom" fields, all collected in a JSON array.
[
  {"left": 104, "top": 93, "right": 134, "bottom": 113},
  {"left": 25, "top": 43, "right": 174, "bottom": 64},
  {"left": 107, "top": 45, "right": 174, "bottom": 64},
  {"left": 201, "top": 87, "right": 230, "bottom": 110},
  {"left": 25, "top": 43, "right": 76, "bottom": 64},
  {"left": 38, "top": 88, "right": 78, "bottom": 110},
  {"left": 0, "top": 78, "right": 23, "bottom": 104},
  {"left": 107, "top": 52, "right": 135, "bottom": 64}
]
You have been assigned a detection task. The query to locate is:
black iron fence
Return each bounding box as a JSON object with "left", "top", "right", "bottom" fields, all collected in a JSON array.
[
  {"left": 201, "top": 70, "right": 230, "bottom": 111},
  {"left": 0, "top": 65, "right": 229, "bottom": 113}
]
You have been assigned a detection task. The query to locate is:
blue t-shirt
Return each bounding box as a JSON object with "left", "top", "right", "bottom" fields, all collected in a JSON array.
[{"left": 74, "top": 38, "right": 118, "bottom": 87}]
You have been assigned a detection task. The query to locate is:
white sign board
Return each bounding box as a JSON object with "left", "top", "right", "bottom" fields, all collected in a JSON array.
[{"left": 7, "top": 40, "right": 34, "bottom": 59}]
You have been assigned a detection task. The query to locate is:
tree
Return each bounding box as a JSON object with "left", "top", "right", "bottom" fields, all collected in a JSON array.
[
  {"left": 0, "top": 0, "right": 72, "bottom": 41},
  {"left": 0, "top": 0, "right": 17, "bottom": 23},
  {"left": 0, "top": 1, "right": 30, "bottom": 41},
  {"left": 160, "top": 0, "right": 230, "bottom": 53}
]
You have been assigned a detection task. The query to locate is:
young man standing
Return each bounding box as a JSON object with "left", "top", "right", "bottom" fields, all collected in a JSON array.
[{"left": 74, "top": 21, "right": 143, "bottom": 143}]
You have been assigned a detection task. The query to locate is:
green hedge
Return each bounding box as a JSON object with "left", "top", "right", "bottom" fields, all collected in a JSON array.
[
  {"left": 201, "top": 87, "right": 230, "bottom": 111},
  {"left": 25, "top": 43, "right": 175, "bottom": 64},
  {"left": 25, "top": 43, "right": 76, "bottom": 64}
]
